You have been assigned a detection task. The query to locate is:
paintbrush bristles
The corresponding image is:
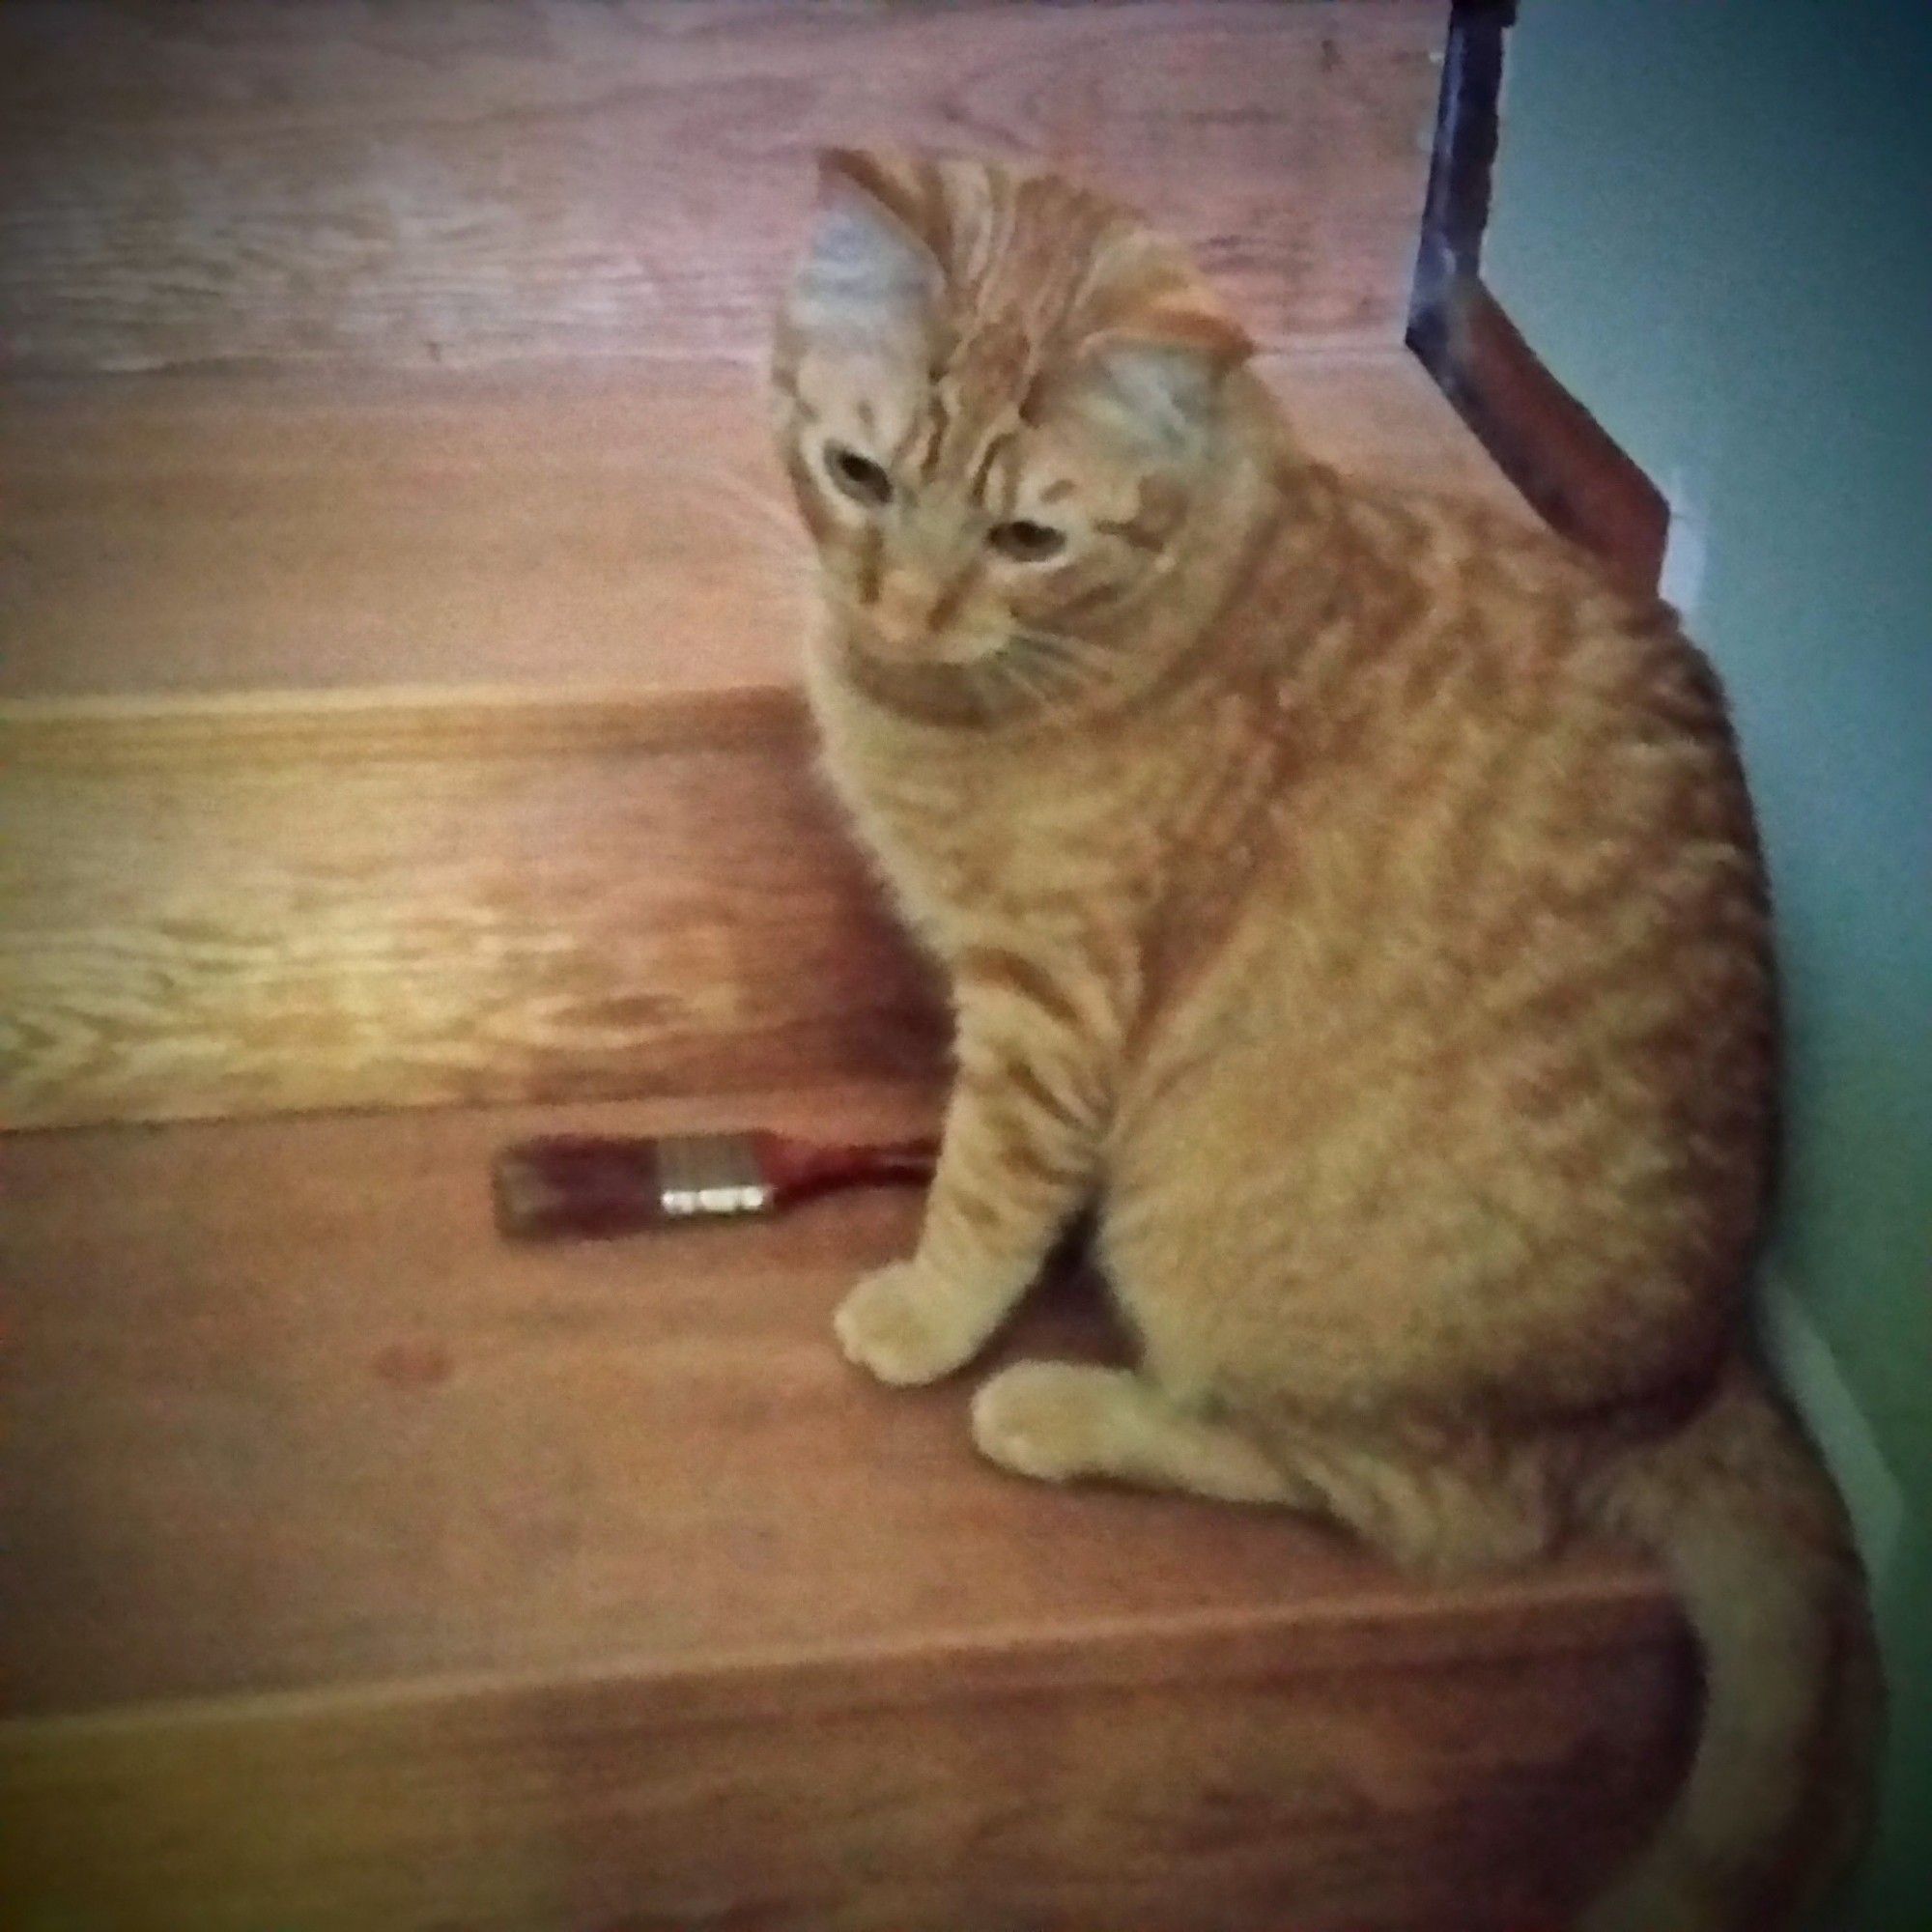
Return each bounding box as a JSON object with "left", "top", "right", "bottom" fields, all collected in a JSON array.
[{"left": 492, "top": 1134, "right": 671, "bottom": 1240}]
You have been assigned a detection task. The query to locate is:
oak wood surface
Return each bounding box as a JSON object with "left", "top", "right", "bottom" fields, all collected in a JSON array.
[
  {"left": 3, "top": 1631, "right": 1680, "bottom": 1932},
  {"left": 1430, "top": 276, "right": 1671, "bottom": 599},
  {"left": 2, "top": 1085, "right": 1678, "bottom": 1709},
  {"left": 0, "top": 353, "right": 1531, "bottom": 1133},
  {"left": 0, "top": 10, "right": 1692, "bottom": 1925},
  {"left": 0, "top": 354, "right": 1527, "bottom": 703},
  {"left": 0, "top": 0, "right": 1445, "bottom": 376},
  {"left": 1, "top": 1087, "right": 1686, "bottom": 1930},
  {"left": 0, "top": 689, "right": 945, "bottom": 1131}
]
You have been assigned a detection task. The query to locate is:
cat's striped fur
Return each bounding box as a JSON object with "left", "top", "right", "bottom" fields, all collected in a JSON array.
[{"left": 772, "top": 150, "right": 1880, "bottom": 1930}]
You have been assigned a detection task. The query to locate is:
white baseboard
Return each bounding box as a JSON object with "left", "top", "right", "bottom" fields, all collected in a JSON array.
[{"left": 1757, "top": 1265, "right": 1905, "bottom": 1598}]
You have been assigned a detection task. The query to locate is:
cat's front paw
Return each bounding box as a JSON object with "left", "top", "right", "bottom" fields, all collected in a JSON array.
[{"left": 834, "top": 1261, "right": 988, "bottom": 1387}]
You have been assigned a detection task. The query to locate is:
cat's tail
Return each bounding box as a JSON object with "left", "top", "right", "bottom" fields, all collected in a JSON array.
[{"left": 1576, "top": 1353, "right": 1883, "bottom": 1932}]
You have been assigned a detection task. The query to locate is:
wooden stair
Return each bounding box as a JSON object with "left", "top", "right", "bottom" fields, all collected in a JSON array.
[
  {"left": 3, "top": 1090, "right": 1686, "bottom": 1931},
  {"left": 1, "top": 6, "right": 1690, "bottom": 1927},
  {"left": 0, "top": 353, "right": 1531, "bottom": 1135}
]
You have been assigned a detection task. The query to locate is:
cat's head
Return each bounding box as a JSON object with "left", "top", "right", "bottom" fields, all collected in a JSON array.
[{"left": 773, "top": 150, "right": 1254, "bottom": 726}]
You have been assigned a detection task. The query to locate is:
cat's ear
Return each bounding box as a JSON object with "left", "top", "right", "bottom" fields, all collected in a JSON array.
[
  {"left": 785, "top": 148, "right": 945, "bottom": 354},
  {"left": 1067, "top": 298, "right": 1253, "bottom": 452}
]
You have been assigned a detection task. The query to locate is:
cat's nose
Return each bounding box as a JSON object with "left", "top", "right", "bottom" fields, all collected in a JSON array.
[{"left": 867, "top": 572, "right": 941, "bottom": 657}]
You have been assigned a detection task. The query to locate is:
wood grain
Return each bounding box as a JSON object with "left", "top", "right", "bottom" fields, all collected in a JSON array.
[
  {"left": 0, "top": 1, "right": 1445, "bottom": 375},
  {"left": 0, "top": 690, "right": 946, "bottom": 1129},
  {"left": 0, "top": 1091, "right": 1688, "bottom": 1929},
  {"left": 1427, "top": 276, "right": 1671, "bottom": 598},
  {"left": 0, "top": 14, "right": 1696, "bottom": 1924},
  {"left": 0, "top": 355, "right": 1527, "bottom": 703},
  {"left": 0, "top": 353, "right": 1530, "bottom": 1132},
  {"left": 0, "top": 366, "right": 816, "bottom": 703},
  {"left": 3, "top": 1632, "right": 1682, "bottom": 1932}
]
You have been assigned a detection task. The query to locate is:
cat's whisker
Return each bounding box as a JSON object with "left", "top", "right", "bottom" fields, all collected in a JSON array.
[
  {"left": 983, "top": 647, "right": 1060, "bottom": 711},
  {"left": 999, "top": 640, "right": 1079, "bottom": 699},
  {"left": 1014, "top": 625, "right": 1122, "bottom": 661},
  {"left": 1010, "top": 630, "right": 1077, "bottom": 661},
  {"left": 1001, "top": 645, "right": 1064, "bottom": 688},
  {"left": 982, "top": 652, "right": 1037, "bottom": 699}
]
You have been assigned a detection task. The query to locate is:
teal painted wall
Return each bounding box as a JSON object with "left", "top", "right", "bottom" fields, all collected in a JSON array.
[{"left": 1482, "top": 3, "right": 1931, "bottom": 1922}]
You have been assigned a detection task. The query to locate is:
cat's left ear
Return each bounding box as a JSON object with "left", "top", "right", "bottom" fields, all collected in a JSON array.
[
  {"left": 1067, "top": 299, "right": 1254, "bottom": 452},
  {"left": 784, "top": 148, "right": 946, "bottom": 354}
]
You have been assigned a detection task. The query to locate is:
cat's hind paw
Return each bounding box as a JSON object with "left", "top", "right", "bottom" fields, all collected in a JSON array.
[{"left": 971, "top": 1361, "right": 1120, "bottom": 1483}]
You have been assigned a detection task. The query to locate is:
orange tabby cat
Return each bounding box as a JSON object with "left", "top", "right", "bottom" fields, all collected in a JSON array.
[{"left": 772, "top": 150, "right": 1880, "bottom": 1931}]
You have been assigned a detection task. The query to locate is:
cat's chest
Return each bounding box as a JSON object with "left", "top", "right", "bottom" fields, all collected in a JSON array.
[{"left": 857, "top": 755, "right": 1130, "bottom": 930}]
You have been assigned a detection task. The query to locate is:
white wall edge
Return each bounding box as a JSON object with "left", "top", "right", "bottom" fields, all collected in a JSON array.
[
  {"left": 1758, "top": 1264, "right": 1906, "bottom": 1600},
  {"left": 1659, "top": 466, "right": 1709, "bottom": 619}
]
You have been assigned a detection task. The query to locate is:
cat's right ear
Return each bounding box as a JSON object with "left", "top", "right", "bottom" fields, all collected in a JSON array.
[
  {"left": 784, "top": 149, "right": 946, "bottom": 354},
  {"left": 1064, "top": 300, "right": 1253, "bottom": 456}
]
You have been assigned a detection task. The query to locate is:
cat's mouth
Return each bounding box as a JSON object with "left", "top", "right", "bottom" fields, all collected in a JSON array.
[
  {"left": 834, "top": 630, "right": 1007, "bottom": 725},
  {"left": 833, "top": 624, "right": 1073, "bottom": 727}
]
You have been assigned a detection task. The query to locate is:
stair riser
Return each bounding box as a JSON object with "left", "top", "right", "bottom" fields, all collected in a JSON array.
[
  {"left": 5, "top": 1616, "right": 1685, "bottom": 1932},
  {"left": 0, "top": 689, "right": 945, "bottom": 1131}
]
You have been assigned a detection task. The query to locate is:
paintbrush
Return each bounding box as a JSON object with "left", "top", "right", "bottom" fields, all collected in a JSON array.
[{"left": 493, "top": 1127, "right": 938, "bottom": 1241}]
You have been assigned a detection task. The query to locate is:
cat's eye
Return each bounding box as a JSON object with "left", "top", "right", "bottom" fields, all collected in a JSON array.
[
  {"left": 987, "top": 518, "right": 1066, "bottom": 563},
  {"left": 825, "top": 443, "right": 894, "bottom": 508}
]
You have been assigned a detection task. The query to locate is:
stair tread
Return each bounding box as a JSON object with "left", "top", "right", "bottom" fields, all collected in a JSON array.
[
  {"left": 4, "top": 1085, "right": 1671, "bottom": 1723},
  {"left": 0, "top": 352, "right": 1530, "bottom": 707},
  {"left": 0, "top": 1, "right": 1446, "bottom": 378}
]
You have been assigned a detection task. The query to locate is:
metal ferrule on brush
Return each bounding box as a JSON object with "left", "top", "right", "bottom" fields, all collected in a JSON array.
[{"left": 652, "top": 1133, "right": 777, "bottom": 1220}]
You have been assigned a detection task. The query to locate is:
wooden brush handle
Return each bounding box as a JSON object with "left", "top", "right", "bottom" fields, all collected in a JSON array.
[{"left": 756, "top": 1131, "right": 939, "bottom": 1205}]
